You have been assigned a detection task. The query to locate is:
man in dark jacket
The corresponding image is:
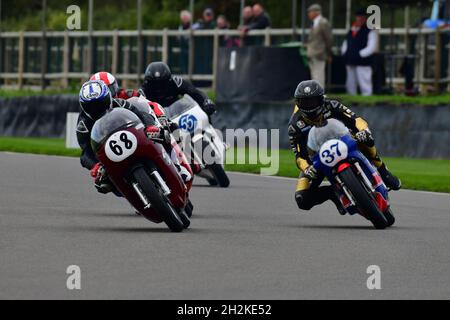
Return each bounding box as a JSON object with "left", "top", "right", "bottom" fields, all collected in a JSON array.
[
  {"left": 140, "top": 62, "right": 216, "bottom": 116},
  {"left": 341, "top": 10, "right": 377, "bottom": 96},
  {"left": 239, "top": 3, "right": 271, "bottom": 46},
  {"left": 247, "top": 3, "right": 271, "bottom": 30}
]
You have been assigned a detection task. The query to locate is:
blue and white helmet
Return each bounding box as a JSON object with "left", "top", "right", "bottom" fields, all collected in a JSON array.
[{"left": 79, "top": 80, "right": 112, "bottom": 120}]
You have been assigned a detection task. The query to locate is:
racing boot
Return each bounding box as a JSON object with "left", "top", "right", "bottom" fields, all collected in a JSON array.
[
  {"left": 329, "top": 190, "right": 347, "bottom": 215},
  {"left": 175, "top": 164, "right": 192, "bottom": 184},
  {"left": 378, "top": 164, "right": 401, "bottom": 191}
]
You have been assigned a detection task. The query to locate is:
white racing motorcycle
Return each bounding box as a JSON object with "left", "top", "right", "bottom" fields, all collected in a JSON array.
[{"left": 165, "top": 95, "right": 230, "bottom": 188}]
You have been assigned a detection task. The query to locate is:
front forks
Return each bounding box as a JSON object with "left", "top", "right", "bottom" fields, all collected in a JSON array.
[{"left": 132, "top": 169, "right": 172, "bottom": 209}]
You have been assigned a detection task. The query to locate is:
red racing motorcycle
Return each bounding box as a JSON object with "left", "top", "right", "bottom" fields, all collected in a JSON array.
[{"left": 91, "top": 108, "right": 191, "bottom": 232}]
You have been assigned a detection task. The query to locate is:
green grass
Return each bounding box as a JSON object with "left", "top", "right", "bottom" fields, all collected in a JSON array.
[
  {"left": 0, "top": 137, "right": 449, "bottom": 193},
  {"left": 0, "top": 137, "right": 81, "bottom": 157},
  {"left": 329, "top": 94, "right": 450, "bottom": 106},
  {"left": 0, "top": 89, "right": 79, "bottom": 98},
  {"left": 1, "top": 89, "right": 449, "bottom": 106},
  {"left": 225, "top": 148, "right": 450, "bottom": 193}
]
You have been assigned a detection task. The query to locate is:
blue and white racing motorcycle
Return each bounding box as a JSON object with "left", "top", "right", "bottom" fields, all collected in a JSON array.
[
  {"left": 307, "top": 119, "right": 395, "bottom": 229},
  {"left": 166, "top": 95, "right": 230, "bottom": 188}
]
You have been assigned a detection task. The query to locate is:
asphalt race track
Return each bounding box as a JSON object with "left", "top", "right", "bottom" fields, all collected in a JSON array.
[{"left": 1, "top": 152, "right": 449, "bottom": 299}]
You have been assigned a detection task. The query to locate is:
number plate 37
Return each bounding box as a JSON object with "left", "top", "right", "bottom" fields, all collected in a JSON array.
[
  {"left": 105, "top": 131, "right": 138, "bottom": 162},
  {"left": 319, "top": 139, "right": 348, "bottom": 167}
]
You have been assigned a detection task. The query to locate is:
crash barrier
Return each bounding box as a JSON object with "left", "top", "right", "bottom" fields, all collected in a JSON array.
[
  {"left": 213, "top": 102, "right": 450, "bottom": 159},
  {"left": 216, "top": 47, "right": 310, "bottom": 103},
  {"left": 0, "top": 95, "right": 79, "bottom": 138},
  {"left": 0, "top": 96, "right": 449, "bottom": 159},
  {"left": 216, "top": 48, "right": 387, "bottom": 102}
]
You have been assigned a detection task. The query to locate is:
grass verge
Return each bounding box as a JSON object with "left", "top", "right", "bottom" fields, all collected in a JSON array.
[
  {"left": 1, "top": 89, "right": 450, "bottom": 106},
  {"left": 0, "top": 137, "right": 449, "bottom": 193}
]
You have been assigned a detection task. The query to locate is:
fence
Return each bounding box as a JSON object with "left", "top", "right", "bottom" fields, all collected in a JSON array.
[{"left": 0, "top": 27, "right": 449, "bottom": 91}]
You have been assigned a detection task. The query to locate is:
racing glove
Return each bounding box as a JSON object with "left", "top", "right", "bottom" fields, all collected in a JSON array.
[
  {"left": 202, "top": 99, "right": 217, "bottom": 116},
  {"left": 90, "top": 163, "right": 113, "bottom": 194},
  {"left": 303, "top": 165, "right": 318, "bottom": 181},
  {"left": 146, "top": 125, "right": 171, "bottom": 145},
  {"left": 355, "top": 128, "right": 374, "bottom": 145},
  {"left": 145, "top": 125, "right": 162, "bottom": 139}
]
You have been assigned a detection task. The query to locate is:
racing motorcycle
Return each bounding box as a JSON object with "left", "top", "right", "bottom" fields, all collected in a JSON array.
[
  {"left": 90, "top": 108, "right": 191, "bottom": 232},
  {"left": 165, "top": 95, "right": 230, "bottom": 188},
  {"left": 307, "top": 119, "right": 395, "bottom": 229}
]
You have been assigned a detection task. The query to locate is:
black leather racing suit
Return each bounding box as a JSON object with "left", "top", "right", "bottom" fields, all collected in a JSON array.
[
  {"left": 141, "top": 75, "right": 210, "bottom": 109},
  {"left": 288, "top": 99, "right": 383, "bottom": 210},
  {"left": 76, "top": 98, "right": 158, "bottom": 171}
]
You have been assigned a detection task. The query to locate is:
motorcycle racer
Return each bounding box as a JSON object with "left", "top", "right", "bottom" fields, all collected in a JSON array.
[
  {"left": 90, "top": 71, "right": 139, "bottom": 100},
  {"left": 288, "top": 80, "right": 401, "bottom": 212},
  {"left": 76, "top": 80, "right": 191, "bottom": 194},
  {"left": 90, "top": 71, "right": 196, "bottom": 181},
  {"left": 140, "top": 61, "right": 217, "bottom": 117}
]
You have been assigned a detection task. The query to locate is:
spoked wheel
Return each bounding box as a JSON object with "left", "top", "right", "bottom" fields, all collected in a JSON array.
[
  {"left": 132, "top": 167, "right": 187, "bottom": 232},
  {"left": 338, "top": 167, "right": 388, "bottom": 230}
]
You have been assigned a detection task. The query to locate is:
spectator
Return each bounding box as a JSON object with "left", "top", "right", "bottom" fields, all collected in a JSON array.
[
  {"left": 178, "top": 10, "right": 192, "bottom": 74},
  {"left": 217, "top": 15, "right": 229, "bottom": 30},
  {"left": 241, "top": 6, "right": 254, "bottom": 26},
  {"left": 217, "top": 15, "right": 240, "bottom": 48},
  {"left": 238, "top": 6, "right": 254, "bottom": 46},
  {"left": 179, "top": 10, "right": 192, "bottom": 30},
  {"left": 341, "top": 10, "right": 377, "bottom": 96},
  {"left": 193, "top": 8, "right": 216, "bottom": 74},
  {"left": 239, "top": 4, "right": 271, "bottom": 46},
  {"left": 248, "top": 3, "right": 271, "bottom": 30},
  {"left": 193, "top": 8, "right": 216, "bottom": 30},
  {"left": 305, "top": 4, "right": 333, "bottom": 88}
]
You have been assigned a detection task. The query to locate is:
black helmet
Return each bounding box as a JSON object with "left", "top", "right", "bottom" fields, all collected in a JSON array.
[
  {"left": 79, "top": 80, "right": 112, "bottom": 120},
  {"left": 294, "top": 80, "right": 325, "bottom": 123},
  {"left": 142, "top": 62, "right": 172, "bottom": 98}
]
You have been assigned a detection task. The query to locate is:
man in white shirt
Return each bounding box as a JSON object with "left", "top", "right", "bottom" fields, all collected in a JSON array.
[
  {"left": 305, "top": 4, "right": 333, "bottom": 88},
  {"left": 341, "top": 10, "right": 378, "bottom": 96}
]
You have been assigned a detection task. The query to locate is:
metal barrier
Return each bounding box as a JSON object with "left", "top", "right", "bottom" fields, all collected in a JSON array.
[{"left": 0, "top": 27, "right": 448, "bottom": 91}]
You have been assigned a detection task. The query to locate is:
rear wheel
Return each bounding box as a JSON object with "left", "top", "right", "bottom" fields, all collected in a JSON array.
[
  {"left": 338, "top": 167, "right": 388, "bottom": 229},
  {"left": 132, "top": 167, "right": 186, "bottom": 232},
  {"left": 209, "top": 163, "right": 230, "bottom": 188}
]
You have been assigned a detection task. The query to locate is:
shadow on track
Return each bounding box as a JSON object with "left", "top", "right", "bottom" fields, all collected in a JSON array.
[{"left": 294, "top": 224, "right": 419, "bottom": 231}]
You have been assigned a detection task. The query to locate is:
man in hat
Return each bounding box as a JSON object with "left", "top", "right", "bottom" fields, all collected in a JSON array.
[
  {"left": 341, "top": 9, "right": 378, "bottom": 96},
  {"left": 305, "top": 4, "right": 333, "bottom": 88}
]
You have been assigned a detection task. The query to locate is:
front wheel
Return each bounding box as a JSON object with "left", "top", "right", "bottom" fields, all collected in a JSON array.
[
  {"left": 338, "top": 167, "right": 388, "bottom": 229},
  {"left": 384, "top": 207, "right": 395, "bottom": 227},
  {"left": 132, "top": 167, "right": 186, "bottom": 232}
]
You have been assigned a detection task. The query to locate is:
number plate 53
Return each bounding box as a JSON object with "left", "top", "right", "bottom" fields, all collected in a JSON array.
[
  {"left": 105, "top": 131, "right": 138, "bottom": 162},
  {"left": 319, "top": 139, "right": 348, "bottom": 167}
]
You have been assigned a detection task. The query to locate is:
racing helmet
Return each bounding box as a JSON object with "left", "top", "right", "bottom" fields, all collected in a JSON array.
[
  {"left": 294, "top": 80, "right": 325, "bottom": 124},
  {"left": 79, "top": 80, "right": 113, "bottom": 120},
  {"left": 142, "top": 62, "right": 172, "bottom": 98},
  {"left": 90, "top": 71, "right": 119, "bottom": 97}
]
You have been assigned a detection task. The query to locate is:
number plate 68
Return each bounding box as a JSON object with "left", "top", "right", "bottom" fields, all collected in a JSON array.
[
  {"left": 319, "top": 139, "right": 348, "bottom": 167},
  {"left": 105, "top": 131, "right": 137, "bottom": 162}
]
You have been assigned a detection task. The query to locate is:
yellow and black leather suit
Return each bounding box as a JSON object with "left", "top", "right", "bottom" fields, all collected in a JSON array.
[{"left": 288, "top": 99, "right": 383, "bottom": 209}]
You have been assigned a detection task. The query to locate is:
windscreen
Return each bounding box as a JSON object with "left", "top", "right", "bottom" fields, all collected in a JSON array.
[
  {"left": 164, "top": 95, "right": 197, "bottom": 119},
  {"left": 307, "top": 119, "right": 350, "bottom": 152},
  {"left": 91, "top": 108, "right": 142, "bottom": 145}
]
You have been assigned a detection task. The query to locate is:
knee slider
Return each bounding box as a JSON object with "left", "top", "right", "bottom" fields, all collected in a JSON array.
[{"left": 295, "top": 190, "right": 314, "bottom": 210}]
